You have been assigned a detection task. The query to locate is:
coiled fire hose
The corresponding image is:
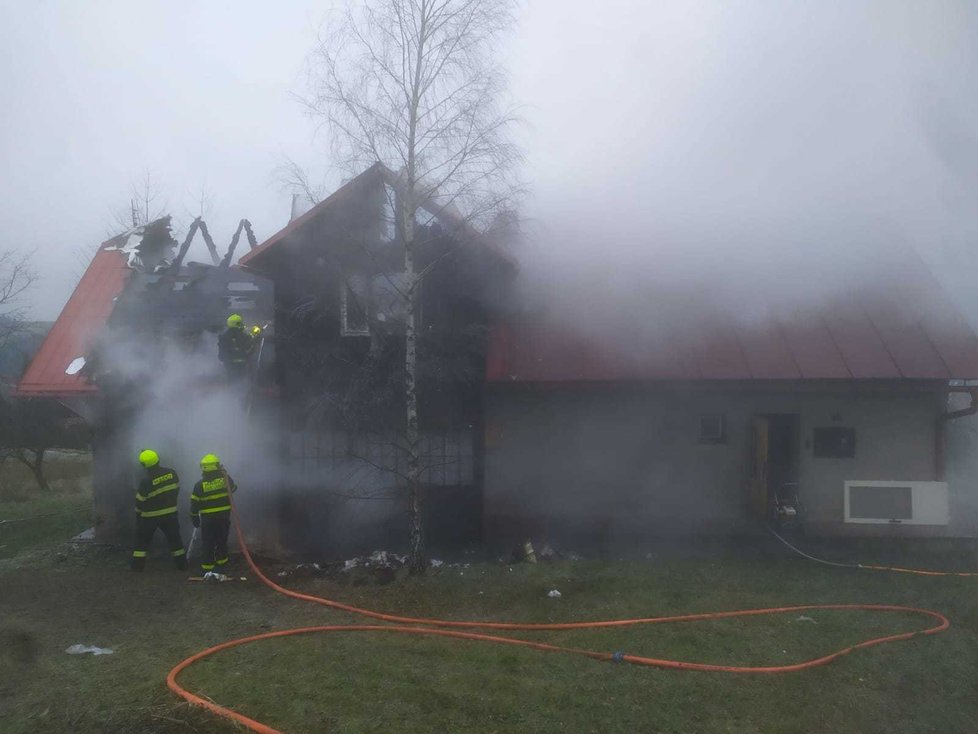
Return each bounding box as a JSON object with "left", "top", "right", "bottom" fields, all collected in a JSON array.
[{"left": 166, "top": 513, "right": 953, "bottom": 734}]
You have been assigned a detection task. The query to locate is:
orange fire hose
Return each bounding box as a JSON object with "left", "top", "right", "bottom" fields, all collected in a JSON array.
[{"left": 167, "top": 514, "right": 952, "bottom": 734}]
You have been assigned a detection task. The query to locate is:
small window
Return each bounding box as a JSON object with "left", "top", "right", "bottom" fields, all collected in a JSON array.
[
  {"left": 340, "top": 276, "right": 369, "bottom": 336},
  {"left": 813, "top": 427, "right": 855, "bottom": 458},
  {"left": 699, "top": 414, "right": 726, "bottom": 444}
]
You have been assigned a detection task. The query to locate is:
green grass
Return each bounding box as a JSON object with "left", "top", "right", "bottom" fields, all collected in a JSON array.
[
  {"left": 0, "top": 454, "right": 93, "bottom": 559},
  {"left": 2, "top": 497, "right": 978, "bottom": 733}
]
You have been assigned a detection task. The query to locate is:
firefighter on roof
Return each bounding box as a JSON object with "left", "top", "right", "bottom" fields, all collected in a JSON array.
[
  {"left": 218, "top": 313, "right": 261, "bottom": 379},
  {"left": 132, "top": 449, "right": 187, "bottom": 571},
  {"left": 190, "top": 453, "right": 237, "bottom": 575}
]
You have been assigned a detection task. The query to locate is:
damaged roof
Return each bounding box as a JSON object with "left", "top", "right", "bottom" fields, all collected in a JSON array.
[
  {"left": 488, "top": 250, "right": 978, "bottom": 383},
  {"left": 18, "top": 218, "right": 178, "bottom": 397},
  {"left": 17, "top": 243, "right": 130, "bottom": 396}
]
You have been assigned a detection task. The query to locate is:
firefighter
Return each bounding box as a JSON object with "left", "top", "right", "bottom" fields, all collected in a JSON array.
[
  {"left": 190, "top": 453, "right": 237, "bottom": 575},
  {"left": 132, "top": 449, "right": 187, "bottom": 571},
  {"left": 218, "top": 314, "right": 261, "bottom": 379}
]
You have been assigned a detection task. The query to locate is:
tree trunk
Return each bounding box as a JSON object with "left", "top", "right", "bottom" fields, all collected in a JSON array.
[
  {"left": 18, "top": 448, "right": 49, "bottom": 492},
  {"left": 404, "top": 218, "right": 426, "bottom": 575}
]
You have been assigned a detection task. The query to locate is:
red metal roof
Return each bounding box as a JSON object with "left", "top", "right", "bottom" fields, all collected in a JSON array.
[
  {"left": 17, "top": 245, "right": 130, "bottom": 396},
  {"left": 488, "top": 256, "right": 978, "bottom": 384}
]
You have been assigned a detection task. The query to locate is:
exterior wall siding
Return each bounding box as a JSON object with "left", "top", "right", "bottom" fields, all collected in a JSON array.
[{"left": 483, "top": 384, "right": 949, "bottom": 549}]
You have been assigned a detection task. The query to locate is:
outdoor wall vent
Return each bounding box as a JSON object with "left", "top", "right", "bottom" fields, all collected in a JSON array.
[
  {"left": 698, "top": 414, "right": 726, "bottom": 444},
  {"left": 843, "top": 481, "right": 949, "bottom": 525}
]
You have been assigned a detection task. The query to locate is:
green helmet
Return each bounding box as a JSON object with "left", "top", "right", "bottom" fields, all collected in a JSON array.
[
  {"left": 139, "top": 449, "right": 159, "bottom": 468},
  {"left": 200, "top": 453, "right": 221, "bottom": 471},
  {"left": 227, "top": 314, "right": 244, "bottom": 329}
]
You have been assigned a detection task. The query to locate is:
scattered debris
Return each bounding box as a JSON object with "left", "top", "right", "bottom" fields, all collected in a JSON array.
[
  {"left": 538, "top": 544, "right": 559, "bottom": 561},
  {"left": 71, "top": 527, "right": 95, "bottom": 543},
  {"left": 430, "top": 559, "right": 444, "bottom": 568},
  {"left": 66, "top": 644, "right": 114, "bottom": 656},
  {"left": 547, "top": 589, "right": 562, "bottom": 598},
  {"left": 794, "top": 615, "right": 817, "bottom": 624},
  {"left": 508, "top": 540, "right": 538, "bottom": 564}
]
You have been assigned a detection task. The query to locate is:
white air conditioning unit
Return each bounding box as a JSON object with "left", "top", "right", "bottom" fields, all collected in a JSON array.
[{"left": 843, "top": 481, "right": 949, "bottom": 525}]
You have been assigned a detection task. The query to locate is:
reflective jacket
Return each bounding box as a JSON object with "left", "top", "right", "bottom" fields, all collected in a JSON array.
[
  {"left": 190, "top": 469, "right": 237, "bottom": 519},
  {"left": 218, "top": 328, "right": 255, "bottom": 365},
  {"left": 135, "top": 465, "right": 180, "bottom": 518}
]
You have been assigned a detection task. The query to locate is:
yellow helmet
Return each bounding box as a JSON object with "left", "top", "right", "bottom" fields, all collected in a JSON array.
[
  {"left": 200, "top": 453, "right": 221, "bottom": 471},
  {"left": 227, "top": 314, "right": 244, "bottom": 329},
  {"left": 139, "top": 449, "right": 159, "bottom": 468}
]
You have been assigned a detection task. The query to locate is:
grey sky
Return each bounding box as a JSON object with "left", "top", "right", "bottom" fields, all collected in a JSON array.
[{"left": 3, "top": 1, "right": 978, "bottom": 322}]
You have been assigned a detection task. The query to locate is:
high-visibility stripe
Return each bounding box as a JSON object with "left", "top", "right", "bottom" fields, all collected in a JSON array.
[
  {"left": 201, "top": 564, "right": 215, "bottom": 570},
  {"left": 201, "top": 492, "right": 228, "bottom": 501},
  {"left": 140, "top": 506, "right": 179, "bottom": 518},
  {"left": 132, "top": 550, "right": 147, "bottom": 558},
  {"left": 216, "top": 556, "right": 228, "bottom": 565},
  {"left": 135, "top": 493, "right": 146, "bottom": 502},
  {"left": 145, "top": 483, "right": 179, "bottom": 499},
  {"left": 172, "top": 548, "right": 186, "bottom": 557},
  {"left": 200, "top": 505, "right": 231, "bottom": 514}
]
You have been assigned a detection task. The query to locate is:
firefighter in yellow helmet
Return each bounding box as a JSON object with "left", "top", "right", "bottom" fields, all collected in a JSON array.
[
  {"left": 218, "top": 314, "right": 261, "bottom": 380},
  {"left": 190, "top": 454, "right": 237, "bottom": 575},
  {"left": 131, "top": 449, "right": 187, "bottom": 571}
]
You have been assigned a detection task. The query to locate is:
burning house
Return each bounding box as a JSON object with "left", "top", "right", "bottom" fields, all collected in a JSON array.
[
  {"left": 19, "top": 165, "right": 513, "bottom": 557},
  {"left": 22, "top": 165, "right": 978, "bottom": 558}
]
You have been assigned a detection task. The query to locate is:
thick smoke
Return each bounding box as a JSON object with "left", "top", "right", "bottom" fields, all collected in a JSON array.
[
  {"left": 96, "top": 325, "right": 409, "bottom": 558},
  {"left": 511, "top": 1, "right": 978, "bottom": 346}
]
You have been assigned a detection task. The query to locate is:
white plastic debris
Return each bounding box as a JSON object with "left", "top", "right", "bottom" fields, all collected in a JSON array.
[
  {"left": 547, "top": 589, "right": 562, "bottom": 598},
  {"left": 66, "top": 644, "right": 113, "bottom": 656},
  {"left": 794, "top": 615, "right": 817, "bottom": 624},
  {"left": 203, "top": 571, "right": 228, "bottom": 582},
  {"left": 430, "top": 559, "right": 444, "bottom": 568}
]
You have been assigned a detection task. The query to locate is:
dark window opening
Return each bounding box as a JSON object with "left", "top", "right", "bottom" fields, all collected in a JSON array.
[
  {"left": 341, "top": 278, "right": 369, "bottom": 336},
  {"left": 813, "top": 426, "right": 855, "bottom": 458},
  {"left": 699, "top": 414, "right": 726, "bottom": 444}
]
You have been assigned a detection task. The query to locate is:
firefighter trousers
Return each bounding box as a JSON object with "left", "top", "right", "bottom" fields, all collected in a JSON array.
[
  {"left": 200, "top": 512, "right": 231, "bottom": 574},
  {"left": 132, "top": 513, "right": 187, "bottom": 571}
]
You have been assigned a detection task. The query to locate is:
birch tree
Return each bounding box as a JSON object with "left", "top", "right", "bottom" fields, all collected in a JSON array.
[{"left": 304, "top": 0, "right": 521, "bottom": 573}]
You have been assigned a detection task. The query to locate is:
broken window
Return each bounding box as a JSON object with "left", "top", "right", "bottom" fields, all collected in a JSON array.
[
  {"left": 813, "top": 427, "right": 855, "bottom": 458},
  {"left": 372, "top": 272, "right": 413, "bottom": 325},
  {"left": 340, "top": 274, "right": 369, "bottom": 336},
  {"left": 698, "top": 414, "right": 726, "bottom": 444}
]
